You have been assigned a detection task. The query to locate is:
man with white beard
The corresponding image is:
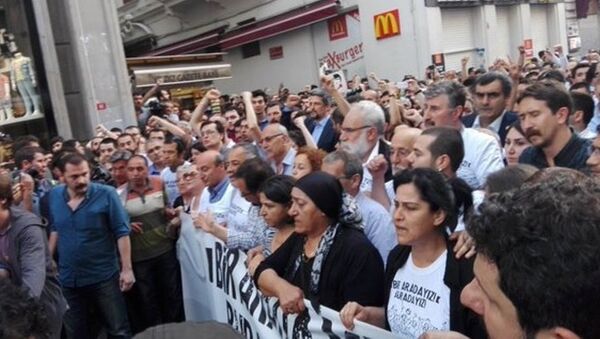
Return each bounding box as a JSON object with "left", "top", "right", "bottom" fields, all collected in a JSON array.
[{"left": 338, "top": 101, "right": 393, "bottom": 194}]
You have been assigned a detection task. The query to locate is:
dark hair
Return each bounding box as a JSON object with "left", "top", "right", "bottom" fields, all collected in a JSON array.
[
  {"left": 585, "top": 63, "right": 597, "bottom": 84},
  {"left": 309, "top": 89, "right": 331, "bottom": 106},
  {"left": 14, "top": 146, "right": 45, "bottom": 169},
  {"left": 258, "top": 175, "right": 296, "bottom": 205},
  {"left": 288, "top": 130, "right": 306, "bottom": 148},
  {"left": 147, "top": 128, "right": 166, "bottom": 138},
  {"left": 128, "top": 154, "right": 149, "bottom": 167},
  {"left": 164, "top": 136, "right": 186, "bottom": 155},
  {"left": 233, "top": 158, "right": 275, "bottom": 194},
  {"left": 331, "top": 108, "right": 344, "bottom": 126},
  {"left": 57, "top": 152, "right": 87, "bottom": 172},
  {"left": 570, "top": 63, "right": 590, "bottom": 81},
  {"left": 62, "top": 139, "right": 80, "bottom": 150},
  {"left": 251, "top": 89, "right": 268, "bottom": 103},
  {"left": 110, "top": 127, "right": 123, "bottom": 134},
  {"left": 49, "top": 136, "right": 63, "bottom": 147},
  {"left": 0, "top": 280, "right": 50, "bottom": 339},
  {"left": 468, "top": 178, "right": 600, "bottom": 338},
  {"left": 117, "top": 133, "right": 135, "bottom": 142},
  {"left": 516, "top": 82, "right": 573, "bottom": 116},
  {"left": 201, "top": 120, "right": 225, "bottom": 135},
  {"left": 485, "top": 164, "right": 538, "bottom": 194},
  {"left": 570, "top": 91, "right": 595, "bottom": 126},
  {"left": 421, "top": 127, "right": 464, "bottom": 173},
  {"left": 506, "top": 120, "right": 525, "bottom": 137},
  {"left": 538, "top": 70, "right": 565, "bottom": 83},
  {"left": 266, "top": 101, "right": 281, "bottom": 110},
  {"left": 13, "top": 135, "right": 39, "bottom": 152},
  {"left": 100, "top": 138, "right": 117, "bottom": 147},
  {"left": 568, "top": 82, "right": 590, "bottom": 94},
  {"left": 393, "top": 168, "right": 459, "bottom": 232},
  {"left": 472, "top": 71, "right": 512, "bottom": 97}
]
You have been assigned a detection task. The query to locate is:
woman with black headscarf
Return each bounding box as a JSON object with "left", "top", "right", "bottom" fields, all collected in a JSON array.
[{"left": 253, "top": 171, "right": 384, "bottom": 314}]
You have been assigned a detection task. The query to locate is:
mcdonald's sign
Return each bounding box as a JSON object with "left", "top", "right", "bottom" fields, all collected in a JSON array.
[
  {"left": 374, "top": 9, "right": 401, "bottom": 40},
  {"left": 328, "top": 15, "right": 348, "bottom": 41}
]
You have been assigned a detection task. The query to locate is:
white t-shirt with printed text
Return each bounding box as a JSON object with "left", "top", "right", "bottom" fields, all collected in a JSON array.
[{"left": 387, "top": 250, "right": 450, "bottom": 338}]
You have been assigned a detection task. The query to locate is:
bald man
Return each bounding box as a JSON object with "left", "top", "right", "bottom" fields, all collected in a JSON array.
[{"left": 196, "top": 150, "right": 235, "bottom": 225}]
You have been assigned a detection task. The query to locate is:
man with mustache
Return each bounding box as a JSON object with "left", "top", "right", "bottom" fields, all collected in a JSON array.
[
  {"left": 48, "top": 153, "right": 134, "bottom": 338},
  {"left": 517, "top": 82, "right": 591, "bottom": 170}
]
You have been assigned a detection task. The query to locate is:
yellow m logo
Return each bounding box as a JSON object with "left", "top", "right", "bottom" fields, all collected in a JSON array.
[{"left": 374, "top": 10, "right": 400, "bottom": 40}]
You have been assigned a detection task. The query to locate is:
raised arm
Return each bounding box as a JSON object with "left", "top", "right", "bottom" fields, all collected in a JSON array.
[
  {"left": 321, "top": 75, "right": 351, "bottom": 116},
  {"left": 241, "top": 91, "right": 262, "bottom": 142},
  {"left": 190, "top": 88, "right": 220, "bottom": 136}
]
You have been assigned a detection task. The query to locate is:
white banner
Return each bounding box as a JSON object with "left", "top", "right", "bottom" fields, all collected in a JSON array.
[{"left": 176, "top": 214, "right": 397, "bottom": 339}]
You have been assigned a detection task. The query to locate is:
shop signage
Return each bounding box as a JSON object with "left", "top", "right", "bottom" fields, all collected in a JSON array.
[
  {"left": 523, "top": 39, "right": 534, "bottom": 58},
  {"left": 133, "top": 64, "right": 232, "bottom": 88},
  {"left": 328, "top": 15, "right": 348, "bottom": 41},
  {"left": 269, "top": 46, "right": 284, "bottom": 60},
  {"left": 374, "top": 9, "right": 401, "bottom": 40}
]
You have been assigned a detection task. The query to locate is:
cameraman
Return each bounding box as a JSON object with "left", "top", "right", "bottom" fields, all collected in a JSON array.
[{"left": 13, "top": 146, "right": 55, "bottom": 217}]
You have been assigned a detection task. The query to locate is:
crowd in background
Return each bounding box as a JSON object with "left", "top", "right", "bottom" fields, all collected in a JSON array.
[{"left": 2, "top": 45, "right": 600, "bottom": 339}]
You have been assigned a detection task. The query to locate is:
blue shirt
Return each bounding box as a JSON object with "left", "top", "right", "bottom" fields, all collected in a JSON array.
[
  {"left": 209, "top": 177, "right": 230, "bottom": 203},
  {"left": 49, "top": 183, "right": 130, "bottom": 288},
  {"left": 311, "top": 115, "right": 331, "bottom": 144}
]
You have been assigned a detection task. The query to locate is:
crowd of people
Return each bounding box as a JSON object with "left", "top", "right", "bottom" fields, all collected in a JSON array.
[{"left": 1, "top": 45, "right": 600, "bottom": 339}]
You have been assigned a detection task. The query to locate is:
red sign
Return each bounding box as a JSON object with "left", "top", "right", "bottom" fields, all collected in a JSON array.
[
  {"left": 96, "top": 102, "right": 107, "bottom": 111},
  {"left": 524, "top": 39, "right": 533, "bottom": 58},
  {"left": 328, "top": 15, "right": 348, "bottom": 41},
  {"left": 269, "top": 46, "right": 283, "bottom": 60},
  {"left": 374, "top": 9, "right": 401, "bottom": 40}
]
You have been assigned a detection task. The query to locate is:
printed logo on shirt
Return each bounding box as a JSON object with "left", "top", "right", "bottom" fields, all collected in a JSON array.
[{"left": 392, "top": 280, "right": 442, "bottom": 308}]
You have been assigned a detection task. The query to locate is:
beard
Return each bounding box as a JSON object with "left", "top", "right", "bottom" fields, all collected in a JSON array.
[{"left": 340, "top": 132, "right": 372, "bottom": 160}]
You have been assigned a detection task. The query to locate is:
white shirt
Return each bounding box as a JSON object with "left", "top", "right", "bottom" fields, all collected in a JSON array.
[
  {"left": 458, "top": 128, "right": 505, "bottom": 189},
  {"left": 471, "top": 111, "right": 506, "bottom": 135},
  {"left": 387, "top": 251, "right": 451, "bottom": 338},
  {"left": 355, "top": 192, "right": 397, "bottom": 264},
  {"left": 360, "top": 140, "right": 381, "bottom": 193},
  {"left": 160, "top": 161, "right": 190, "bottom": 208},
  {"left": 226, "top": 188, "right": 252, "bottom": 233},
  {"left": 198, "top": 182, "right": 236, "bottom": 226}
]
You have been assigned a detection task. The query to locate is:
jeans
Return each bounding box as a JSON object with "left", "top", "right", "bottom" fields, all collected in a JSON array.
[
  {"left": 16, "top": 79, "right": 40, "bottom": 115},
  {"left": 132, "top": 249, "right": 184, "bottom": 330},
  {"left": 62, "top": 274, "right": 131, "bottom": 339}
]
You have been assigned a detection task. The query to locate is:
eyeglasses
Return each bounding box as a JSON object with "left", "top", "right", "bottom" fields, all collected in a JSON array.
[
  {"left": 177, "top": 172, "right": 198, "bottom": 182},
  {"left": 261, "top": 133, "right": 283, "bottom": 143},
  {"left": 340, "top": 125, "right": 372, "bottom": 134}
]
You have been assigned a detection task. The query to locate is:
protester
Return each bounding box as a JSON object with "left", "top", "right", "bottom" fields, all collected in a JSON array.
[
  {"left": 254, "top": 171, "right": 384, "bottom": 313},
  {"left": 110, "top": 149, "right": 133, "bottom": 188},
  {"left": 462, "top": 176, "right": 600, "bottom": 338},
  {"left": 339, "top": 168, "right": 484, "bottom": 338},
  {"left": 291, "top": 146, "right": 326, "bottom": 180},
  {"left": 484, "top": 164, "right": 538, "bottom": 194},
  {"left": 260, "top": 123, "right": 296, "bottom": 175},
  {"left": 161, "top": 136, "right": 188, "bottom": 207},
  {"left": 0, "top": 279, "right": 52, "bottom": 339},
  {"left": 195, "top": 149, "right": 234, "bottom": 224},
  {"left": 48, "top": 153, "right": 134, "bottom": 338},
  {"left": 173, "top": 163, "right": 204, "bottom": 213},
  {"left": 0, "top": 175, "right": 66, "bottom": 339},
  {"left": 224, "top": 143, "right": 259, "bottom": 233},
  {"left": 503, "top": 120, "right": 531, "bottom": 166},
  {"left": 518, "top": 82, "right": 591, "bottom": 169},
  {"left": 123, "top": 155, "right": 183, "bottom": 332}
]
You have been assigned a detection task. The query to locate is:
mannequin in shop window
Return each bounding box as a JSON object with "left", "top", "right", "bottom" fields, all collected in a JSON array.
[
  {"left": 10, "top": 51, "right": 41, "bottom": 116},
  {"left": 0, "top": 57, "right": 11, "bottom": 121}
]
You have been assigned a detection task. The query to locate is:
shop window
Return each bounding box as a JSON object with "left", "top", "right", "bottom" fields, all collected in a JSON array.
[{"left": 241, "top": 41, "right": 260, "bottom": 59}]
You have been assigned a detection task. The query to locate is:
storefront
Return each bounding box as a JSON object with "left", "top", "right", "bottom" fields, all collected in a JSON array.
[{"left": 0, "top": 0, "right": 57, "bottom": 158}]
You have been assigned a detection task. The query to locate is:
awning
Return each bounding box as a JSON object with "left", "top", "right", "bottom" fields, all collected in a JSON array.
[
  {"left": 144, "top": 26, "right": 226, "bottom": 56},
  {"left": 220, "top": 0, "right": 338, "bottom": 50}
]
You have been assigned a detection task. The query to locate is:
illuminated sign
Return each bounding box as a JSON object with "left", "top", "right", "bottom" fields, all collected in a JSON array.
[
  {"left": 328, "top": 15, "right": 348, "bottom": 41},
  {"left": 374, "top": 9, "right": 401, "bottom": 40}
]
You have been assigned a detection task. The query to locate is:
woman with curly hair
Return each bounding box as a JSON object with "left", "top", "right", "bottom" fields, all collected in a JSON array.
[{"left": 291, "top": 147, "right": 326, "bottom": 180}]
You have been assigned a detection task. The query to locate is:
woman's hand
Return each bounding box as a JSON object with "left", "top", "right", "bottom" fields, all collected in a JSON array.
[
  {"left": 340, "top": 301, "right": 370, "bottom": 330},
  {"left": 193, "top": 211, "right": 216, "bottom": 234},
  {"left": 277, "top": 283, "right": 305, "bottom": 315},
  {"left": 450, "top": 231, "right": 476, "bottom": 259},
  {"left": 247, "top": 246, "right": 265, "bottom": 276}
]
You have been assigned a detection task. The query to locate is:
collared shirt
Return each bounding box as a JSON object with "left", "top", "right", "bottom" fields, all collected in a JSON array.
[
  {"left": 360, "top": 140, "right": 381, "bottom": 193},
  {"left": 587, "top": 98, "right": 600, "bottom": 133},
  {"left": 49, "top": 183, "right": 130, "bottom": 288},
  {"left": 354, "top": 192, "right": 397, "bottom": 264},
  {"left": 472, "top": 111, "right": 505, "bottom": 134},
  {"left": 519, "top": 132, "right": 591, "bottom": 170},
  {"left": 259, "top": 118, "right": 269, "bottom": 131},
  {"left": 208, "top": 177, "right": 230, "bottom": 204},
  {"left": 458, "top": 127, "right": 505, "bottom": 189},
  {"left": 311, "top": 115, "right": 331, "bottom": 144},
  {"left": 227, "top": 205, "right": 275, "bottom": 256},
  {"left": 161, "top": 161, "right": 190, "bottom": 207},
  {"left": 272, "top": 147, "right": 297, "bottom": 175},
  {"left": 148, "top": 163, "right": 163, "bottom": 176}
]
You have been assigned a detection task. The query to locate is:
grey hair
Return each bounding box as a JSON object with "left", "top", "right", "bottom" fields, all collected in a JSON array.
[
  {"left": 423, "top": 81, "right": 467, "bottom": 109},
  {"left": 176, "top": 162, "right": 196, "bottom": 175},
  {"left": 323, "top": 150, "right": 364, "bottom": 180},
  {"left": 352, "top": 101, "right": 385, "bottom": 136},
  {"left": 310, "top": 89, "right": 332, "bottom": 106},
  {"left": 273, "top": 123, "right": 289, "bottom": 136},
  {"left": 229, "top": 142, "right": 259, "bottom": 160}
]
